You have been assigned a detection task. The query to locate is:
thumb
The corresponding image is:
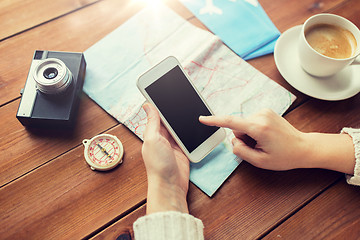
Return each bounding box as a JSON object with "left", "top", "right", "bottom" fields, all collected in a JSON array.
[{"left": 143, "top": 103, "right": 161, "bottom": 141}]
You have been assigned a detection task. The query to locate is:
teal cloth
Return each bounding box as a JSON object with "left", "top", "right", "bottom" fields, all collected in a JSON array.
[{"left": 180, "top": 0, "right": 280, "bottom": 59}]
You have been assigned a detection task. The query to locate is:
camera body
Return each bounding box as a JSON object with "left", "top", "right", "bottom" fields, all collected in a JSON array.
[{"left": 16, "top": 50, "right": 86, "bottom": 128}]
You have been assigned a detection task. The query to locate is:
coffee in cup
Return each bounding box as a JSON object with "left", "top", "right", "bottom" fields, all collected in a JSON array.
[
  {"left": 298, "top": 14, "right": 360, "bottom": 77},
  {"left": 305, "top": 24, "right": 357, "bottom": 59}
]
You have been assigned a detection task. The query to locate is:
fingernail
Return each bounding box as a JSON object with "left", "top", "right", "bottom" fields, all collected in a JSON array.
[
  {"left": 231, "top": 138, "right": 237, "bottom": 146},
  {"left": 199, "top": 116, "right": 208, "bottom": 121},
  {"left": 143, "top": 103, "right": 150, "bottom": 113}
]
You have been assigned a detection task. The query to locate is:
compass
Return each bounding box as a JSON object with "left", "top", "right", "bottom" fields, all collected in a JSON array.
[{"left": 82, "top": 134, "right": 124, "bottom": 171}]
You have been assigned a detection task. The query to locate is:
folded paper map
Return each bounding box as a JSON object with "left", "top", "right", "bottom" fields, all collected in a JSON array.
[{"left": 83, "top": 4, "right": 295, "bottom": 196}]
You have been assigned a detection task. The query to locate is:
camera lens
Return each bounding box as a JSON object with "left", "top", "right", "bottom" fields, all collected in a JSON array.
[
  {"left": 33, "top": 58, "right": 72, "bottom": 94},
  {"left": 43, "top": 67, "right": 58, "bottom": 79}
]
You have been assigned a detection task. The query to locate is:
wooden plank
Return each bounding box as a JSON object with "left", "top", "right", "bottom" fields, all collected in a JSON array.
[
  {"left": 259, "top": 0, "right": 348, "bottom": 32},
  {"left": 190, "top": 169, "right": 340, "bottom": 239},
  {"left": 90, "top": 166, "right": 341, "bottom": 239},
  {"left": 285, "top": 97, "right": 360, "bottom": 134},
  {"left": 0, "top": 0, "right": 194, "bottom": 106},
  {"left": 0, "top": 0, "right": 99, "bottom": 40},
  {"left": 91, "top": 205, "right": 146, "bottom": 239},
  {"left": 0, "top": 95, "right": 118, "bottom": 187},
  {"left": 0, "top": 124, "right": 147, "bottom": 239},
  {"left": 329, "top": 0, "right": 360, "bottom": 27},
  {"left": 263, "top": 181, "right": 360, "bottom": 239}
]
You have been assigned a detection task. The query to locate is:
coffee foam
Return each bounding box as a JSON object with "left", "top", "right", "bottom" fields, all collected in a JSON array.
[{"left": 305, "top": 24, "right": 357, "bottom": 59}]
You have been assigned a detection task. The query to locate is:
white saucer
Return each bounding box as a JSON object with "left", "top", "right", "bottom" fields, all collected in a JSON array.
[{"left": 274, "top": 25, "right": 360, "bottom": 101}]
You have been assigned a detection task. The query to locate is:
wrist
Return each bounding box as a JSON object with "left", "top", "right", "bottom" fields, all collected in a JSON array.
[
  {"left": 299, "top": 132, "right": 323, "bottom": 169},
  {"left": 146, "top": 175, "right": 189, "bottom": 214},
  {"left": 301, "top": 132, "right": 355, "bottom": 174}
]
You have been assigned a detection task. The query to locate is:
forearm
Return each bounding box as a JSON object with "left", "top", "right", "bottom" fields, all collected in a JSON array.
[
  {"left": 302, "top": 132, "right": 355, "bottom": 174},
  {"left": 146, "top": 175, "right": 189, "bottom": 214}
]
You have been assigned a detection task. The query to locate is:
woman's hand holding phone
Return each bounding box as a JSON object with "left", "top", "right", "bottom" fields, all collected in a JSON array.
[{"left": 142, "top": 103, "right": 190, "bottom": 214}]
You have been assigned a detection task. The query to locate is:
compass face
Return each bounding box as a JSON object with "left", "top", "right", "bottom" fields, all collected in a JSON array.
[{"left": 83, "top": 134, "right": 123, "bottom": 171}]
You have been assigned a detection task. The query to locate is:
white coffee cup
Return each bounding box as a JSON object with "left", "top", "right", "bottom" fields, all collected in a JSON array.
[{"left": 298, "top": 14, "right": 360, "bottom": 77}]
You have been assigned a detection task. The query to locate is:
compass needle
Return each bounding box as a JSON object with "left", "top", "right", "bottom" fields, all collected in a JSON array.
[{"left": 96, "top": 143, "right": 112, "bottom": 158}]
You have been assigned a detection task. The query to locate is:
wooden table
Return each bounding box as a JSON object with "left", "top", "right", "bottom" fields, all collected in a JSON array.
[{"left": 1, "top": 0, "right": 359, "bottom": 239}]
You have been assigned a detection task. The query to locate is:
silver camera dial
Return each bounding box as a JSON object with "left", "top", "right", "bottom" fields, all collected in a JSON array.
[{"left": 33, "top": 58, "right": 73, "bottom": 94}]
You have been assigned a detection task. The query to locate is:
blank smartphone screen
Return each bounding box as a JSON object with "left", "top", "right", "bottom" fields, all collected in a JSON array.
[{"left": 145, "top": 66, "right": 219, "bottom": 153}]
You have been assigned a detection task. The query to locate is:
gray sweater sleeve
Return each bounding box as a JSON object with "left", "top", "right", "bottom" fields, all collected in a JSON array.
[{"left": 133, "top": 211, "right": 204, "bottom": 240}]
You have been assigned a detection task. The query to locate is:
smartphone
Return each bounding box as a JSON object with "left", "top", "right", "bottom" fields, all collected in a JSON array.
[{"left": 137, "top": 56, "right": 226, "bottom": 163}]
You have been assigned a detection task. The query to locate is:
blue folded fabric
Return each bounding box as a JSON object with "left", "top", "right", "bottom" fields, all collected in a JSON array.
[
  {"left": 244, "top": 37, "right": 278, "bottom": 60},
  {"left": 180, "top": 0, "right": 280, "bottom": 59}
]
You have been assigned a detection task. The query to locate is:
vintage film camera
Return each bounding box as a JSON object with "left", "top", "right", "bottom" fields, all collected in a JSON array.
[{"left": 16, "top": 50, "right": 86, "bottom": 128}]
